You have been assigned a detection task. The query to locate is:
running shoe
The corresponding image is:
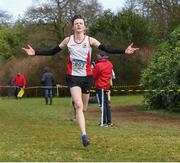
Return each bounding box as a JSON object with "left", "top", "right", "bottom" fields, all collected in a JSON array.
[
  {"left": 82, "top": 134, "right": 90, "bottom": 147},
  {"left": 107, "top": 123, "right": 113, "bottom": 127},
  {"left": 98, "top": 123, "right": 108, "bottom": 127}
]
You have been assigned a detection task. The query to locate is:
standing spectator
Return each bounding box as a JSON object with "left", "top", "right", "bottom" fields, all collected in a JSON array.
[
  {"left": 13, "top": 72, "right": 26, "bottom": 99},
  {"left": 92, "top": 53, "right": 113, "bottom": 127},
  {"left": 41, "top": 67, "right": 55, "bottom": 105}
]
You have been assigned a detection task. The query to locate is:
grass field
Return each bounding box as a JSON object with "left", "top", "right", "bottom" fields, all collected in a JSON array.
[{"left": 0, "top": 95, "right": 180, "bottom": 161}]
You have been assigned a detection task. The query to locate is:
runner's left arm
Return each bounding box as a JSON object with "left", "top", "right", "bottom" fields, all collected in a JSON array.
[{"left": 89, "top": 37, "right": 139, "bottom": 55}]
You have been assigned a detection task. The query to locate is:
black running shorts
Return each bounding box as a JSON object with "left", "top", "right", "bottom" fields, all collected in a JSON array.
[{"left": 66, "top": 75, "right": 93, "bottom": 94}]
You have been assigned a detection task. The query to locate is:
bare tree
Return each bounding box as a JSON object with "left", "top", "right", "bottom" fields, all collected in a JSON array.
[
  {"left": 0, "top": 10, "right": 11, "bottom": 26},
  {"left": 65, "top": 0, "right": 103, "bottom": 23},
  {"left": 24, "top": 0, "right": 103, "bottom": 41}
]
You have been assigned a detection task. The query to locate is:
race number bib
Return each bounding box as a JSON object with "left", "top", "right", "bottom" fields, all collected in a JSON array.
[{"left": 72, "top": 59, "right": 87, "bottom": 70}]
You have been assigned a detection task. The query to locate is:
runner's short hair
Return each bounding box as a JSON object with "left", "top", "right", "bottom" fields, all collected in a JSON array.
[{"left": 71, "top": 15, "right": 83, "bottom": 25}]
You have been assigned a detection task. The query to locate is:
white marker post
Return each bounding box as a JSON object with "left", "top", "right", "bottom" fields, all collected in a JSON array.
[{"left": 100, "top": 89, "right": 104, "bottom": 127}]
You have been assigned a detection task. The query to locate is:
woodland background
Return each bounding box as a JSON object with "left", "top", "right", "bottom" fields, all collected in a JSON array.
[{"left": 0, "top": 0, "right": 179, "bottom": 99}]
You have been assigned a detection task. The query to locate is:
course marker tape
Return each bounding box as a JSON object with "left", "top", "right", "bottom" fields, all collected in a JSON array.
[{"left": 0, "top": 85, "right": 179, "bottom": 92}]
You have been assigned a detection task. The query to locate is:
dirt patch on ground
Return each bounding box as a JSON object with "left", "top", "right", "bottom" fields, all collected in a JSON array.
[{"left": 88, "top": 105, "right": 180, "bottom": 125}]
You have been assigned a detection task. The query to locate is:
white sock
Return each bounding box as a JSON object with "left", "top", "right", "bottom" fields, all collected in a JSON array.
[{"left": 82, "top": 132, "right": 86, "bottom": 136}]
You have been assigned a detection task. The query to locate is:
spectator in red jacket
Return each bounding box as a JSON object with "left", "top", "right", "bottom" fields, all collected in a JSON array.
[
  {"left": 13, "top": 72, "right": 26, "bottom": 99},
  {"left": 92, "top": 53, "right": 113, "bottom": 127}
]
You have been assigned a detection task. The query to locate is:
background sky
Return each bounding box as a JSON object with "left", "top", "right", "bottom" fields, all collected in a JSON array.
[{"left": 0, "top": 0, "right": 126, "bottom": 19}]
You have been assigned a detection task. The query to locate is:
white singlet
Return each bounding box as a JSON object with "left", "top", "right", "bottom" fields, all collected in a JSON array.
[{"left": 67, "top": 35, "right": 92, "bottom": 76}]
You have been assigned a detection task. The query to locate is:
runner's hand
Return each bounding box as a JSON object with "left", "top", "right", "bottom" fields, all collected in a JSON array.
[
  {"left": 125, "top": 43, "right": 139, "bottom": 55},
  {"left": 22, "top": 45, "right": 35, "bottom": 56}
]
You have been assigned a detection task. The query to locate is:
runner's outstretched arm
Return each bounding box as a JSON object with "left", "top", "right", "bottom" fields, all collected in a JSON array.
[
  {"left": 22, "top": 37, "right": 68, "bottom": 56},
  {"left": 90, "top": 37, "right": 139, "bottom": 55}
]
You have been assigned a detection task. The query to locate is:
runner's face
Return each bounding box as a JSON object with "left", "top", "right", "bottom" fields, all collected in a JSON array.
[{"left": 73, "top": 18, "right": 85, "bottom": 33}]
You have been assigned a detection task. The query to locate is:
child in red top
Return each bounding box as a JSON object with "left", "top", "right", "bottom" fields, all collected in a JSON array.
[{"left": 13, "top": 72, "right": 26, "bottom": 99}]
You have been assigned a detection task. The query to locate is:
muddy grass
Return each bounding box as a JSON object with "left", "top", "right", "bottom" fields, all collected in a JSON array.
[{"left": 88, "top": 105, "right": 180, "bottom": 125}]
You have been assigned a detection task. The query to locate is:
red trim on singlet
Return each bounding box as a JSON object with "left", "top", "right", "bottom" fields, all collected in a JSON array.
[
  {"left": 86, "top": 51, "right": 92, "bottom": 76},
  {"left": 73, "top": 35, "right": 86, "bottom": 44},
  {"left": 67, "top": 53, "right": 72, "bottom": 75}
]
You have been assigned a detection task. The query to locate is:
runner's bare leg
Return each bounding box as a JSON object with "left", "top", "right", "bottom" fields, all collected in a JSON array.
[{"left": 70, "top": 86, "right": 86, "bottom": 135}]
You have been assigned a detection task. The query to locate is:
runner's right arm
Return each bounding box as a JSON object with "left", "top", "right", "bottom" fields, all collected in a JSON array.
[{"left": 22, "top": 37, "right": 69, "bottom": 56}]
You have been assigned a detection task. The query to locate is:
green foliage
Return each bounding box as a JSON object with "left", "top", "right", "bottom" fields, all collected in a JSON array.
[
  {"left": 141, "top": 26, "right": 180, "bottom": 111},
  {"left": 89, "top": 9, "right": 151, "bottom": 45},
  {"left": 115, "top": 9, "right": 151, "bottom": 45},
  {"left": 0, "top": 26, "right": 26, "bottom": 60},
  {"left": 89, "top": 10, "right": 115, "bottom": 37}
]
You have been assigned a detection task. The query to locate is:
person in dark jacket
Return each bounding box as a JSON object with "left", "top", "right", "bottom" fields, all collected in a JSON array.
[
  {"left": 41, "top": 67, "right": 55, "bottom": 105},
  {"left": 92, "top": 53, "right": 113, "bottom": 127}
]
